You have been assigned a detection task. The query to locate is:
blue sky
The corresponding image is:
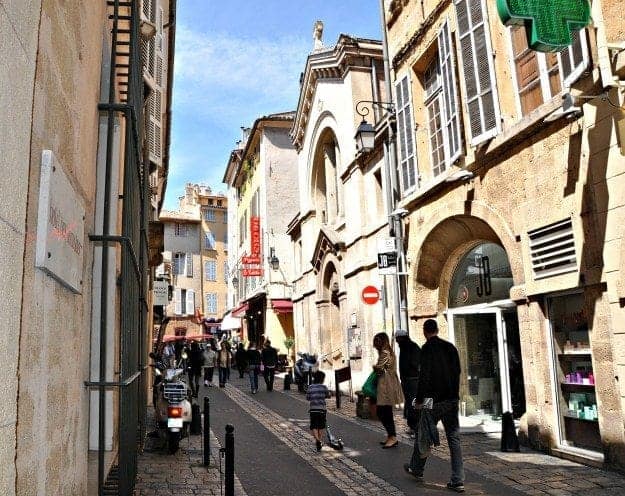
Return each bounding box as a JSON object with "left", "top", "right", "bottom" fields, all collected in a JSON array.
[{"left": 164, "top": 0, "right": 381, "bottom": 209}]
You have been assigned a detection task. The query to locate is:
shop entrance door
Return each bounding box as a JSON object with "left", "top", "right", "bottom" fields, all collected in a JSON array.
[{"left": 448, "top": 305, "right": 525, "bottom": 421}]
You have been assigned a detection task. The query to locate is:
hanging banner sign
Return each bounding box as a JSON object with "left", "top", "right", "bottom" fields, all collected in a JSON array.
[
  {"left": 250, "top": 216, "right": 261, "bottom": 255},
  {"left": 242, "top": 268, "right": 263, "bottom": 277},
  {"left": 242, "top": 255, "right": 261, "bottom": 265},
  {"left": 496, "top": 0, "right": 591, "bottom": 53}
]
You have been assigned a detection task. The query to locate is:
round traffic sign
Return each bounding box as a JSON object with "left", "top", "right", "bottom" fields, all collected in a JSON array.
[{"left": 362, "top": 285, "right": 380, "bottom": 305}]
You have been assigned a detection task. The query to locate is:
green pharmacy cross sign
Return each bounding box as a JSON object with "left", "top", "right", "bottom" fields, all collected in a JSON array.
[{"left": 497, "top": 0, "right": 591, "bottom": 52}]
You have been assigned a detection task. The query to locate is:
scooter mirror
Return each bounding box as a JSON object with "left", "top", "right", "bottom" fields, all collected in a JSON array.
[{"left": 154, "top": 368, "right": 162, "bottom": 376}]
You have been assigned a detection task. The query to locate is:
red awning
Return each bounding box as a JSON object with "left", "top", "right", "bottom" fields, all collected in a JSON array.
[
  {"left": 271, "top": 299, "right": 293, "bottom": 314},
  {"left": 231, "top": 303, "right": 249, "bottom": 317}
]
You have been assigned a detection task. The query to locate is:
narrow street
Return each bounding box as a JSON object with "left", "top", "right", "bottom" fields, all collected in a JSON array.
[{"left": 137, "top": 374, "right": 625, "bottom": 496}]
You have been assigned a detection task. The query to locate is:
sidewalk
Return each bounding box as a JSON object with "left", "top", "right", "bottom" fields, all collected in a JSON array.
[
  {"left": 134, "top": 410, "right": 247, "bottom": 496},
  {"left": 278, "top": 375, "right": 625, "bottom": 496}
]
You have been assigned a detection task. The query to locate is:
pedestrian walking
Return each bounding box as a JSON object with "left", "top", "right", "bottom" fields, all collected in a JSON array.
[
  {"left": 372, "top": 332, "right": 404, "bottom": 449},
  {"left": 217, "top": 340, "right": 232, "bottom": 387},
  {"left": 261, "top": 339, "right": 278, "bottom": 391},
  {"left": 395, "top": 329, "right": 421, "bottom": 436},
  {"left": 202, "top": 339, "right": 217, "bottom": 387},
  {"left": 306, "top": 370, "right": 331, "bottom": 451},
  {"left": 246, "top": 342, "right": 261, "bottom": 393},
  {"left": 235, "top": 342, "right": 248, "bottom": 379},
  {"left": 187, "top": 341, "right": 204, "bottom": 398},
  {"left": 404, "top": 319, "right": 465, "bottom": 493}
]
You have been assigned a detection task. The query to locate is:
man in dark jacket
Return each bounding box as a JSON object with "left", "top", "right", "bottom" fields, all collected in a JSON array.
[
  {"left": 395, "top": 329, "right": 420, "bottom": 435},
  {"left": 404, "top": 319, "right": 465, "bottom": 493},
  {"left": 261, "top": 340, "right": 279, "bottom": 391}
]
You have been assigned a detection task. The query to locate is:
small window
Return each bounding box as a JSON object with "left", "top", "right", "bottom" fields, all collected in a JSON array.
[
  {"left": 510, "top": 27, "right": 589, "bottom": 116},
  {"left": 173, "top": 252, "right": 186, "bottom": 275},
  {"left": 205, "top": 260, "right": 216, "bottom": 281},
  {"left": 204, "top": 209, "right": 216, "bottom": 221},
  {"left": 174, "top": 223, "right": 187, "bottom": 236},
  {"left": 204, "top": 232, "right": 216, "bottom": 250}
]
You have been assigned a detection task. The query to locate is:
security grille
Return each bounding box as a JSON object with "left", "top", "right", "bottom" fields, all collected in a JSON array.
[{"left": 528, "top": 218, "right": 577, "bottom": 279}]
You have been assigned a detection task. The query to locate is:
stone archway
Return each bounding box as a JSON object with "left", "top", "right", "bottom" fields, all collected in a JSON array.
[{"left": 310, "top": 127, "right": 342, "bottom": 226}]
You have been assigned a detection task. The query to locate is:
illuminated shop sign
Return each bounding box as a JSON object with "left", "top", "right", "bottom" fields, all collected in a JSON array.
[{"left": 497, "top": 0, "right": 591, "bottom": 52}]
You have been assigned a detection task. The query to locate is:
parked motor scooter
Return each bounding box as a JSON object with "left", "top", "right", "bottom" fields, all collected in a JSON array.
[
  {"left": 293, "top": 352, "right": 319, "bottom": 393},
  {"left": 150, "top": 351, "right": 193, "bottom": 454}
]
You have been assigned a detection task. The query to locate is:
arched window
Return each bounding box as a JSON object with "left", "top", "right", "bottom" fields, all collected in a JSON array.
[{"left": 448, "top": 242, "right": 513, "bottom": 308}]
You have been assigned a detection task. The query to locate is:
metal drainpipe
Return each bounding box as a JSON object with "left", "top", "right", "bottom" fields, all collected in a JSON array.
[
  {"left": 377, "top": 0, "right": 409, "bottom": 336},
  {"left": 98, "top": 1, "right": 120, "bottom": 493}
]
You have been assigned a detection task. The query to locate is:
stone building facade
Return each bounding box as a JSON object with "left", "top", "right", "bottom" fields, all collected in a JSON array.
[
  {"left": 0, "top": 1, "right": 176, "bottom": 494},
  {"left": 288, "top": 34, "right": 393, "bottom": 389},
  {"left": 223, "top": 113, "right": 298, "bottom": 354},
  {"left": 159, "top": 183, "right": 229, "bottom": 336},
  {"left": 384, "top": 0, "right": 625, "bottom": 471}
]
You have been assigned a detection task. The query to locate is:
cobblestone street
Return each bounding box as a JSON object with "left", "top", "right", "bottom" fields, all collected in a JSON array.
[{"left": 134, "top": 375, "right": 625, "bottom": 495}]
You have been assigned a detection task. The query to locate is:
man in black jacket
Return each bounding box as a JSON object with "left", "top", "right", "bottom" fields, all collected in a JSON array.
[
  {"left": 261, "top": 340, "right": 279, "bottom": 391},
  {"left": 395, "top": 329, "right": 420, "bottom": 435},
  {"left": 404, "top": 319, "right": 465, "bottom": 493}
]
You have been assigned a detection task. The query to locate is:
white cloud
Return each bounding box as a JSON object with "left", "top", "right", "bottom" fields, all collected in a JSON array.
[{"left": 174, "top": 25, "right": 309, "bottom": 113}]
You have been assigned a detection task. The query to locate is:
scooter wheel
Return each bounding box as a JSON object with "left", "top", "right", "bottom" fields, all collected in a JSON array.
[{"left": 167, "top": 431, "right": 181, "bottom": 454}]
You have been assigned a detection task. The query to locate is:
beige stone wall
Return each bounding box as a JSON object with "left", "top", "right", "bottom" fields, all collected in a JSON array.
[
  {"left": 387, "top": 0, "right": 625, "bottom": 470},
  {"left": 0, "top": 1, "right": 43, "bottom": 494},
  {"left": 14, "top": 1, "right": 107, "bottom": 494}
]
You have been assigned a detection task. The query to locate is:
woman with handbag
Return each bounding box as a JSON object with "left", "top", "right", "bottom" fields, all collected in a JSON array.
[{"left": 373, "top": 332, "right": 404, "bottom": 449}]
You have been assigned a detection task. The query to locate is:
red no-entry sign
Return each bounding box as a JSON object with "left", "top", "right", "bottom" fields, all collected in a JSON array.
[{"left": 362, "top": 285, "right": 380, "bottom": 305}]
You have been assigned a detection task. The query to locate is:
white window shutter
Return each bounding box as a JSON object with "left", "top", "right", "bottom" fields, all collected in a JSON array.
[
  {"left": 174, "top": 288, "right": 182, "bottom": 315},
  {"left": 454, "top": 0, "right": 501, "bottom": 146},
  {"left": 186, "top": 289, "right": 195, "bottom": 316},
  {"left": 395, "top": 76, "right": 417, "bottom": 193},
  {"left": 438, "top": 20, "right": 462, "bottom": 164},
  {"left": 560, "top": 29, "right": 589, "bottom": 88},
  {"left": 186, "top": 253, "right": 193, "bottom": 277}
]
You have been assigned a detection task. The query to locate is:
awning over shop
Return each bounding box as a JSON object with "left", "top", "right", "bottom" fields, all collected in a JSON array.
[
  {"left": 271, "top": 299, "right": 293, "bottom": 314},
  {"left": 220, "top": 312, "right": 242, "bottom": 330},
  {"left": 231, "top": 303, "right": 248, "bottom": 318}
]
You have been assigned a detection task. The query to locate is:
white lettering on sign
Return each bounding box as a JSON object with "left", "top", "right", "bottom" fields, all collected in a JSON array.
[{"left": 35, "top": 150, "right": 85, "bottom": 294}]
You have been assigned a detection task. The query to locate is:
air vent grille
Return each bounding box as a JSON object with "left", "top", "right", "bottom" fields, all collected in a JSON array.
[{"left": 528, "top": 218, "right": 577, "bottom": 279}]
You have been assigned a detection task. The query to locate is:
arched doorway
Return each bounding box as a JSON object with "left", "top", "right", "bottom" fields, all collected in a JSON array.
[
  {"left": 319, "top": 261, "right": 342, "bottom": 364},
  {"left": 447, "top": 242, "right": 526, "bottom": 422}
]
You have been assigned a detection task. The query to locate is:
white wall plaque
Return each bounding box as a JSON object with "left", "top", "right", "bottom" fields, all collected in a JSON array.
[
  {"left": 153, "top": 280, "right": 169, "bottom": 306},
  {"left": 35, "top": 150, "right": 85, "bottom": 293}
]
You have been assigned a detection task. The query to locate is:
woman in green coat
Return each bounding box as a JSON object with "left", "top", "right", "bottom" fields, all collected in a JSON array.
[{"left": 373, "top": 332, "right": 404, "bottom": 449}]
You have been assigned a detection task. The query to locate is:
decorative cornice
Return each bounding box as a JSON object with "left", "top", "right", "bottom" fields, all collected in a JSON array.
[
  {"left": 391, "top": 0, "right": 451, "bottom": 70},
  {"left": 290, "top": 35, "right": 383, "bottom": 151}
]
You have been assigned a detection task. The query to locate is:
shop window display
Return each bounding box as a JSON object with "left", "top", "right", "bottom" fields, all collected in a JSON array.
[{"left": 549, "top": 293, "right": 601, "bottom": 452}]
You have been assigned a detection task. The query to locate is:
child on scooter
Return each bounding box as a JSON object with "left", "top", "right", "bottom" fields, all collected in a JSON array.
[{"left": 306, "top": 371, "right": 331, "bottom": 451}]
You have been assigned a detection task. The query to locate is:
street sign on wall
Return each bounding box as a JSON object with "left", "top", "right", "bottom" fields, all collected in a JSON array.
[
  {"left": 496, "top": 0, "right": 591, "bottom": 52},
  {"left": 377, "top": 237, "right": 397, "bottom": 275}
]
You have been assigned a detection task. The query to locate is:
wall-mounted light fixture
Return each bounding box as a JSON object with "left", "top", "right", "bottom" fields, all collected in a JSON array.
[
  {"left": 353, "top": 100, "right": 394, "bottom": 154},
  {"left": 268, "top": 247, "right": 280, "bottom": 271}
]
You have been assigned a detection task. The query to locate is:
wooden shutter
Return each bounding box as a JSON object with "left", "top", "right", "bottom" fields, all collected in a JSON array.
[
  {"left": 454, "top": 0, "right": 500, "bottom": 145},
  {"left": 511, "top": 26, "right": 543, "bottom": 115},
  {"left": 174, "top": 288, "right": 182, "bottom": 315},
  {"left": 186, "top": 289, "right": 195, "bottom": 316},
  {"left": 438, "top": 20, "right": 462, "bottom": 164}
]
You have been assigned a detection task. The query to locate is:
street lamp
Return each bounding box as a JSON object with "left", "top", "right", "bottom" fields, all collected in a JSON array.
[
  {"left": 232, "top": 276, "right": 239, "bottom": 289},
  {"left": 354, "top": 119, "right": 375, "bottom": 153},
  {"left": 268, "top": 247, "right": 280, "bottom": 271}
]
